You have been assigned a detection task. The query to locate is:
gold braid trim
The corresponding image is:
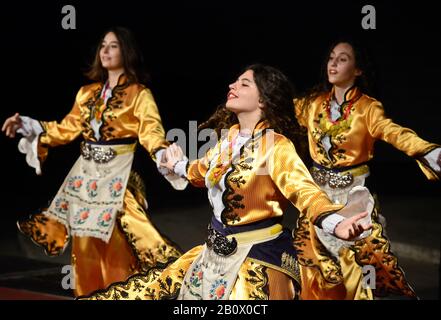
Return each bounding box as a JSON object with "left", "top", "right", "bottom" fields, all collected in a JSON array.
[
  {"left": 293, "top": 214, "right": 343, "bottom": 284},
  {"left": 126, "top": 171, "right": 148, "bottom": 211},
  {"left": 78, "top": 259, "right": 182, "bottom": 300},
  {"left": 17, "top": 212, "right": 69, "bottom": 256},
  {"left": 351, "top": 205, "right": 417, "bottom": 298},
  {"left": 244, "top": 262, "right": 270, "bottom": 300}
]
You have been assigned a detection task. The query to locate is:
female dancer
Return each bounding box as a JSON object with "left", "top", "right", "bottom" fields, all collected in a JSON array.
[
  {"left": 2, "top": 27, "right": 184, "bottom": 296},
  {"left": 82, "top": 64, "right": 372, "bottom": 300},
  {"left": 294, "top": 39, "right": 440, "bottom": 299}
]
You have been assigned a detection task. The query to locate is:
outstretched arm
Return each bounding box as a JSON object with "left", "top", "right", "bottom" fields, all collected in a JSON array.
[
  {"left": 134, "top": 88, "right": 169, "bottom": 158},
  {"left": 367, "top": 101, "right": 440, "bottom": 180},
  {"left": 269, "top": 137, "right": 372, "bottom": 240},
  {"left": 160, "top": 142, "right": 213, "bottom": 188}
]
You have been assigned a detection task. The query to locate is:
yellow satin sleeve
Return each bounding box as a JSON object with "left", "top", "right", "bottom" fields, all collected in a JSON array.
[
  {"left": 36, "top": 82, "right": 171, "bottom": 164},
  {"left": 293, "top": 97, "right": 308, "bottom": 128},
  {"left": 186, "top": 146, "right": 216, "bottom": 188},
  {"left": 296, "top": 87, "right": 440, "bottom": 179},
  {"left": 269, "top": 137, "right": 343, "bottom": 224},
  {"left": 367, "top": 101, "right": 439, "bottom": 157},
  {"left": 38, "top": 88, "right": 84, "bottom": 162},
  {"left": 133, "top": 89, "right": 169, "bottom": 159},
  {"left": 367, "top": 101, "right": 440, "bottom": 180}
]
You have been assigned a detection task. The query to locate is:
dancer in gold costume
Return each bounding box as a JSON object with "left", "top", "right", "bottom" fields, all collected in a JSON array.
[
  {"left": 294, "top": 39, "right": 440, "bottom": 300},
  {"left": 82, "top": 64, "right": 373, "bottom": 300},
  {"left": 2, "top": 27, "right": 184, "bottom": 297}
]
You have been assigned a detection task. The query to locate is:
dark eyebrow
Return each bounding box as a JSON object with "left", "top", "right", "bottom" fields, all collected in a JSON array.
[
  {"left": 102, "top": 41, "right": 119, "bottom": 45},
  {"left": 330, "top": 52, "right": 351, "bottom": 59}
]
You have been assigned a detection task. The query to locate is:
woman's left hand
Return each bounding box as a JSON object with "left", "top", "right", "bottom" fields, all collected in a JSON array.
[
  {"left": 334, "top": 211, "right": 373, "bottom": 240},
  {"left": 159, "top": 143, "right": 184, "bottom": 172}
]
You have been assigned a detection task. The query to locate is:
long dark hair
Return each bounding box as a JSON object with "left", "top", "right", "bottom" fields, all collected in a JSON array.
[
  {"left": 85, "top": 26, "right": 149, "bottom": 85},
  {"left": 199, "top": 64, "right": 308, "bottom": 161},
  {"left": 296, "top": 37, "right": 375, "bottom": 118}
]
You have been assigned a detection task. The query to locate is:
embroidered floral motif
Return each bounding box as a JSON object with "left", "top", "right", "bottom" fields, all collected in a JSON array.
[
  {"left": 97, "top": 209, "right": 113, "bottom": 227},
  {"left": 312, "top": 96, "right": 356, "bottom": 166},
  {"left": 281, "top": 252, "right": 300, "bottom": 280},
  {"left": 79, "top": 79, "right": 129, "bottom": 142},
  {"left": 67, "top": 176, "right": 84, "bottom": 192},
  {"left": 91, "top": 98, "right": 107, "bottom": 123},
  {"left": 118, "top": 214, "right": 182, "bottom": 271},
  {"left": 86, "top": 179, "right": 98, "bottom": 198},
  {"left": 184, "top": 263, "right": 204, "bottom": 299},
  {"left": 189, "top": 263, "right": 203, "bottom": 288},
  {"left": 351, "top": 207, "right": 417, "bottom": 298},
  {"left": 207, "top": 134, "right": 241, "bottom": 188},
  {"left": 73, "top": 208, "right": 90, "bottom": 225},
  {"left": 318, "top": 101, "right": 354, "bottom": 138},
  {"left": 245, "top": 263, "right": 269, "bottom": 300},
  {"left": 293, "top": 214, "right": 343, "bottom": 283},
  {"left": 220, "top": 134, "right": 259, "bottom": 224},
  {"left": 100, "top": 81, "right": 129, "bottom": 140},
  {"left": 63, "top": 190, "right": 122, "bottom": 206},
  {"left": 54, "top": 198, "right": 69, "bottom": 215},
  {"left": 109, "top": 177, "right": 124, "bottom": 198},
  {"left": 157, "top": 275, "right": 182, "bottom": 299},
  {"left": 209, "top": 279, "right": 228, "bottom": 300},
  {"left": 81, "top": 86, "right": 103, "bottom": 141},
  {"left": 17, "top": 213, "right": 68, "bottom": 256}
]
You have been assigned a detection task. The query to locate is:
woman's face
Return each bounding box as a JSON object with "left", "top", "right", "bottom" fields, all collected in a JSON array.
[
  {"left": 226, "top": 70, "right": 262, "bottom": 115},
  {"left": 327, "top": 42, "right": 362, "bottom": 88},
  {"left": 100, "top": 32, "right": 123, "bottom": 71}
]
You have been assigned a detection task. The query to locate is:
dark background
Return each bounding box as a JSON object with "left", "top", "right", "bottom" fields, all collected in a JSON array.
[{"left": 0, "top": 0, "right": 439, "bottom": 226}]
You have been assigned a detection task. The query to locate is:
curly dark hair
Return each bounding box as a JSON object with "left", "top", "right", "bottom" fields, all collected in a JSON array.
[
  {"left": 85, "top": 26, "right": 149, "bottom": 85},
  {"left": 198, "top": 64, "right": 308, "bottom": 162}
]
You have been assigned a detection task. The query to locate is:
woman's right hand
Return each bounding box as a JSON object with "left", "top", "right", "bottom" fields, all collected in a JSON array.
[
  {"left": 160, "top": 143, "right": 184, "bottom": 172},
  {"left": 2, "top": 113, "right": 22, "bottom": 138}
]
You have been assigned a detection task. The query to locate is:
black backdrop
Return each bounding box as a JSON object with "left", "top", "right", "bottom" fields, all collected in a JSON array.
[{"left": 0, "top": 0, "right": 440, "bottom": 219}]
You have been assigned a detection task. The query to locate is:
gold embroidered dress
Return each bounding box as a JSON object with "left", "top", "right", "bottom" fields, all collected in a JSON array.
[
  {"left": 83, "top": 121, "right": 344, "bottom": 300},
  {"left": 16, "top": 75, "right": 182, "bottom": 296},
  {"left": 294, "top": 86, "right": 440, "bottom": 299}
]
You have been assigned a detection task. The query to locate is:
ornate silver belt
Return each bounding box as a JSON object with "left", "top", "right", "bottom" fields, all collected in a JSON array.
[
  {"left": 206, "top": 224, "right": 237, "bottom": 257},
  {"left": 311, "top": 167, "right": 354, "bottom": 189},
  {"left": 80, "top": 142, "right": 116, "bottom": 164},
  {"left": 310, "top": 164, "right": 370, "bottom": 189}
]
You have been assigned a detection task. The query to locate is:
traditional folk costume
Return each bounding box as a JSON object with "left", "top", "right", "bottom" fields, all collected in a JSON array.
[
  {"left": 82, "top": 121, "right": 349, "bottom": 300},
  {"left": 294, "top": 86, "right": 441, "bottom": 299},
  {"left": 15, "top": 75, "right": 184, "bottom": 296}
]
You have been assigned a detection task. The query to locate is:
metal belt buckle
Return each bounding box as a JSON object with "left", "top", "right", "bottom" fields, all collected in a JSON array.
[
  {"left": 328, "top": 171, "right": 354, "bottom": 189},
  {"left": 311, "top": 168, "right": 328, "bottom": 186},
  {"left": 206, "top": 224, "right": 237, "bottom": 257},
  {"left": 80, "top": 142, "right": 116, "bottom": 164},
  {"left": 311, "top": 167, "right": 354, "bottom": 189}
]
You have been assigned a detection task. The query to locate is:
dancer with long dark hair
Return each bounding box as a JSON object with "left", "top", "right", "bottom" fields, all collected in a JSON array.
[
  {"left": 294, "top": 39, "right": 440, "bottom": 299},
  {"left": 2, "top": 27, "right": 184, "bottom": 297},
  {"left": 82, "top": 64, "right": 372, "bottom": 300}
]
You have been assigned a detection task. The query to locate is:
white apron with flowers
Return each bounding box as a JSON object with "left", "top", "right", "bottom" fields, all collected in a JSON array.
[{"left": 45, "top": 147, "right": 134, "bottom": 243}]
